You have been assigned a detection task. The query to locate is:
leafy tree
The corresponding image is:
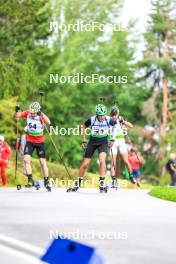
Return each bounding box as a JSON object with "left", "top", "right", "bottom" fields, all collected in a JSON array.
[
  {"left": 46, "top": 0, "right": 149, "bottom": 170},
  {"left": 0, "top": 0, "right": 156, "bottom": 179},
  {"left": 0, "top": 0, "right": 53, "bottom": 99},
  {"left": 139, "top": 0, "right": 176, "bottom": 135}
]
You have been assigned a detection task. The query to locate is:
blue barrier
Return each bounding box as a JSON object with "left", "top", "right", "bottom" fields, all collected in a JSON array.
[{"left": 41, "top": 236, "right": 104, "bottom": 264}]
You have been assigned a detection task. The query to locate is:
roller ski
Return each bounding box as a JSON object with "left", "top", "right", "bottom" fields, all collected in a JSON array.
[
  {"left": 67, "top": 186, "right": 79, "bottom": 192},
  {"left": 17, "top": 176, "right": 40, "bottom": 191},
  {"left": 16, "top": 183, "right": 40, "bottom": 191},
  {"left": 66, "top": 177, "right": 82, "bottom": 192}
]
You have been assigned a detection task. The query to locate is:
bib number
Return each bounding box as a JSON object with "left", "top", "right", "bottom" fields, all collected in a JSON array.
[{"left": 28, "top": 123, "right": 37, "bottom": 130}]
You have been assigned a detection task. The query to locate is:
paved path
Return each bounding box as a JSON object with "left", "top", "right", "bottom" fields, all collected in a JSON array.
[{"left": 0, "top": 188, "right": 175, "bottom": 264}]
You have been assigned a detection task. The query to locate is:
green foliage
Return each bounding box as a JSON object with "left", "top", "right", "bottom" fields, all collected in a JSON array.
[
  {"left": 149, "top": 186, "right": 176, "bottom": 202},
  {"left": 0, "top": 0, "right": 53, "bottom": 100},
  {"left": 1, "top": 0, "right": 175, "bottom": 183},
  {"left": 139, "top": 0, "right": 176, "bottom": 90},
  {"left": 0, "top": 97, "right": 17, "bottom": 144}
]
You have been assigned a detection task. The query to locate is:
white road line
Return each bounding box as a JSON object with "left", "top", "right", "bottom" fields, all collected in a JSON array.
[
  {"left": 0, "top": 244, "right": 43, "bottom": 264},
  {"left": 0, "top": 233, "right": 45, "bottom": 259}
]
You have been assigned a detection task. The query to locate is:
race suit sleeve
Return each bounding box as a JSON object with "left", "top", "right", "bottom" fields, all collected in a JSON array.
[
  {"left": 20, "top": 110, "right": 29, "bottom": 118},
  {"left": 40, "top": 115, "right": 47, "bottom": 124},
  {"left": 109, "top": 119, "right": 117, "bottom": 140},
  {"left": 84, "top": 118, "right": 91, "bottom": 127},
  {"left": 119, "top": 116, "right": 125, "bottom": 124}
]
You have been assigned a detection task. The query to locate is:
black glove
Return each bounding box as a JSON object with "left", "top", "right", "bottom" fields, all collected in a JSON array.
[
  {"left": 15, "top": 105, "right": 20, "bottom": 112},
  {"left": 123, "top": 127, "right": 128, "bottom": 135},
  {"left": 108, "top": 140, "right": 114, "bottom": 148},
  {"left": 119, "top": 116, "right": 124, "bottom": 123},
  {"left": 37, "top": 111, "right": 43, "bottom": 116},
  {"left": 82, "top": 141, "right": 87, "bottom": 150}
]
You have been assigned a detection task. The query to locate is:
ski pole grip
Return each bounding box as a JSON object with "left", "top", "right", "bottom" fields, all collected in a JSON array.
[{"left": 15, "top": 105, "right": 20, "bottom": 112}]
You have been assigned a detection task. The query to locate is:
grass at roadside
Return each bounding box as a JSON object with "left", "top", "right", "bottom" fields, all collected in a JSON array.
[
  {"left": 6, "top": 158, "right": 95, "bottom": 187},
  {"left": 149, "top": 186, "right": 176, "bottom": 202}
]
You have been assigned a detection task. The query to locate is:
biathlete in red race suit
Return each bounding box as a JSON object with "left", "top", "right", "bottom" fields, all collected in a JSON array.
[
  {"left": 0, "top": 135, "right": 12, "bottom": 186},
  {"left": 14, "top": 102, "right": 51, "bottom": 191}
]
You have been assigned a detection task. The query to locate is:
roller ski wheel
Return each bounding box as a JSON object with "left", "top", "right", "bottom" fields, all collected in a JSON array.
[
  {"left": 35, "top": 182, "right": 40, "bottom": 191},
  {"left": 17, "top": 184, "right": 22, "bottom": 191},
  {"left": 66, "top": 187, "right": 79, "bottom": 192},
  {"left": 46, "top": 185, "right": 51, "bottom": 192}
]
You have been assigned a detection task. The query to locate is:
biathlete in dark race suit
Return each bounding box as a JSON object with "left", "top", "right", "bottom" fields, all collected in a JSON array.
[{"left": 67, "top": 104, "right": 115, "bottom": 193}]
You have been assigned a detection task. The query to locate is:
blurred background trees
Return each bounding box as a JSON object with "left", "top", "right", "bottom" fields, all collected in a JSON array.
[{"left": 0, "top": 0, "right": 176, "bottom": 184}]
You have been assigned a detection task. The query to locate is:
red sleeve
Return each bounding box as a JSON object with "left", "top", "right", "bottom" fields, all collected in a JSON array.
[
  {"left": 40, "top": 115, "right": 47, "bottom": 124},
  {"left": 4, "top": 143, "right": 12, "bottom": 160},
  {"left": 20, "top": 110, "right": 29, "bottom": 118}
]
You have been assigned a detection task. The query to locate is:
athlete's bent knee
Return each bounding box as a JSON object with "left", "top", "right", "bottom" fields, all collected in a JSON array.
[{"left": 24, "top": 156, "right": 31, "bottom": 165}]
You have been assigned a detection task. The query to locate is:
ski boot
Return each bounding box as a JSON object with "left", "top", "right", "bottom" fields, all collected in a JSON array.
[
  {"left": 111, "top": 176, "right": 118, "bottom": 190},
  {"left": 25, "top": 175, "right": 35, "bottom": 188},
  {"left": 99, "top": 177, "right": 108, "bottom": 193},
  {"left": 44, "top": 177, "right": 51, "bottom": 192},
  {"left": 99, "top": 185, "right": 108, "bottom": 193}
]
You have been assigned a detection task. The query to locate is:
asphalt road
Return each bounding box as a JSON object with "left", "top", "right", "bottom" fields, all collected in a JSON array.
[{"left": 0, "top": 187, "right": 176, "bottom": 264}]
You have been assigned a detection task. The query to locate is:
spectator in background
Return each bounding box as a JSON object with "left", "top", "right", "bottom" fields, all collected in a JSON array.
[
  {"left": 166, "top": 153, "right": 176, "bottom": 186},
  {"left": 128, "top": 148, "right": 143, "bottom": 187},
  {"left": 0, "top": 135, "right": 12, "bottom": 186}
]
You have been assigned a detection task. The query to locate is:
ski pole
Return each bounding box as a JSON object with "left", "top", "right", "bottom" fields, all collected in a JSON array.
[
  {"left": 38, "top": 91, "right": 72, "bottom": 179},
  {"left": 39, "top": 91, "right": 44, "bottom": 108},
  {"left": 43, "top": 123, "right": 72, "bottom": 179},
  {"left": 14, "top": 105, "right": 20, "bottom": 180},
  {"left": 110, "top": 148, "right": 116, "bottom": 176}
]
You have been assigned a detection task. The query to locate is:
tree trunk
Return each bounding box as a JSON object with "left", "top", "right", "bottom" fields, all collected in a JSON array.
[
  {"left": 162, "top": 78, "right": 168, "bottom": 135},
  {"left": 161, "top": 29, "right": 169, "bottom": 136}
]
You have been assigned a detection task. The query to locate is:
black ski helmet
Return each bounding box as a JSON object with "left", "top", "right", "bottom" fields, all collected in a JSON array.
[{"left": 110, "top": 106, "right": 119, "bottom": 116}]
